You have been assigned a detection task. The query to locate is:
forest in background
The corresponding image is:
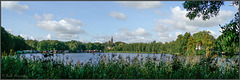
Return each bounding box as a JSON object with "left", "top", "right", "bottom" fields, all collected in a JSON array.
[{"left": 1, "top": 26, "right": 238, "bottom": 55}]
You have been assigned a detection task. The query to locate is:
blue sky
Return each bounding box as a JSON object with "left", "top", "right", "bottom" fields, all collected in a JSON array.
[{"left": 1, "top": 1, "right": 238, "bottom": 43}]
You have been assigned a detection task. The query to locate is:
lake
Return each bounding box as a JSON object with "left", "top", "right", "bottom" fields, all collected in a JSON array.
[{"left": 20, "top": 53, "right": 239, "bottom": 67}]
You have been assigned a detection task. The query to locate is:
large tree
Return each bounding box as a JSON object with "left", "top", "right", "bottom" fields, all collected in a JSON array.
[
  {"left": 183, "top": 1, "right": 239, "bottom": 54},
  {"left": 1, "top": 27, "right": 15, "bottom": 52},
  {"left": 1, "top": 27, "right": 31, "bottom": 53}
]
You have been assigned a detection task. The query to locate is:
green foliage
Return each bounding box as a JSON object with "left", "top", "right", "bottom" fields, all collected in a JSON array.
[
  {"left": 25, "top": 40, "right": 39, "bottom": 50},
  {"left": 192, "top": 31, "right": 216, "bottom": 55},
  {"left": 109, "top": 31, "right": 218, "bottom": 55},
  {"left": 25, "top": 40, "right": 106, "bottom": 52},
  {"left": 182, "top": 1, "right": 239, "bottom": 54},
  {"left": 2, "top": 25, "right": 236, "bottom": 55},
  {"left": 218, "top": 12, "right": 239, "bottom": 54},
  {"left": 216, "top": 34, "right": 239, "bottom": 54},
  {"left": 187, "top": 36, "right": 196, "bottom": 54},
  {"left": 1, "top": 26, "right": 105, "bottom": 53},
  {"left": 183, "top": 1, "right": 224, "bottom": 20},
  {"left": 1, "top": 54, "right": 239, "bottom": 79},
  {"left": 1, "top": 27, "right": 30, "bottom": 53},
  {"left": 1, "top": 27, "right": 15, "bottom": 53}
]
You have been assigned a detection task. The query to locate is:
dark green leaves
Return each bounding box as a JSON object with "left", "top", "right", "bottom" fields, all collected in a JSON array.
[{"left": 183, "top": 1, "right": 224, "bottom": 20}]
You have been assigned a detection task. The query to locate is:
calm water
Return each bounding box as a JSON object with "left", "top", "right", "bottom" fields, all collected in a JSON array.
[{"left": 20, "top": 53, "right": 239, "bottom": 66}]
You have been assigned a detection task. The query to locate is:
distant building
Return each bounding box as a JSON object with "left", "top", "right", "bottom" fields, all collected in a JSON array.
[
  {"left": 195, "top": 42, "right": 202, "bottom": 50},
  {"left": 108, "top": 36, "right": 114, "bottom": 50},
  {"left": 108, "top": 46, "right": 112, "bottom": 49},
  {"left": 111, "top": 36, "right": 113, "bottom": 44}
]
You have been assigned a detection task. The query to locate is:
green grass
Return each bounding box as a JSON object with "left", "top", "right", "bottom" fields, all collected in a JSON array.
[{"left": 1, "top": 54, "right": 239, "bottom": 79}]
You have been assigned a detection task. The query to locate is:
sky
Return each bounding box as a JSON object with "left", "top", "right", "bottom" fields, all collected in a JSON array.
[{"left": 1, "top": 1, "right": 239, "bottom": 43}]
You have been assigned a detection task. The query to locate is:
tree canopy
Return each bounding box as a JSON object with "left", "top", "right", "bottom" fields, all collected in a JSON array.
[{"left": 183, "top": 1, "right": 239, "bottom": 53}]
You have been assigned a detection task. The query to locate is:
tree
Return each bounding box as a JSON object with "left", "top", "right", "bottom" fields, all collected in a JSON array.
[
  {"left": 13, "top": 35, "right": 30, "bottom": 51},
  {"left": 1, "top": 27, "right": 15, "bottom": 52},
  {"left": 193, "top": 31, "right": 216, "bottom": 55},
  {"left": 175, "top": 34, "right": 183, "bottom": 54},
  {"left": 183, "top": 1, "right": 239, "bottom": 54},
  {"left": 182, "top": 32, "right": 191, "bottom": 54},
  {"left": 1, "top": 27, "right": 31, "bottom": 53},
  {"left": 26, "top": 40, "right": 39, "bottom": 50},
  {"left": 220, "top": 12, "right": 239, "bottom": 50},
  {"left": 183, "top": 1, "right": 224, "bottom": 20},
  {"left": 187, "top": 36, "right": 196, "bottom": 54}
]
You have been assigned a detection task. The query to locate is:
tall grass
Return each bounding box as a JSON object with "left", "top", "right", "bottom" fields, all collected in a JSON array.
[{"left": 1, "top": 53, "right": 239, "bottom": 79}]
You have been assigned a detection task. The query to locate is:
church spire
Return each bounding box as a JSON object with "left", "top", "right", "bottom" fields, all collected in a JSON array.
[{"left": 111, "top": 36, "right": 113, "bottom": 44}]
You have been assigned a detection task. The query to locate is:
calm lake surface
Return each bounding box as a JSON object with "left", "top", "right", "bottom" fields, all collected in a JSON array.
[{"left": 20, "top": 53, "right": 239, "bottom": 67}]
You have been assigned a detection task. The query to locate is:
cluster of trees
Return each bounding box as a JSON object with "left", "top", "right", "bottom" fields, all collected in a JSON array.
[
  {"left": 109, "top": 31, "right": 238, "bottom": 55},
  {"left": 1, "top": 26, "right": 238, "bottom": 55},
  {"left": 25, "top": 40, "right": 108, "bottom": 52},
  {"left": 182, "top": 1, "right": 239, "bottom": 54},
  {"left": 1, "top": 27, "right": 109, "bottom": 53},
  {"left": 1, "top": 27, "right": 31, "bottom": 53}
]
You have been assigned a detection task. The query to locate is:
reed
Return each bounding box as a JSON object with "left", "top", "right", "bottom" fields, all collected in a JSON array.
[{"left": 1, "top": 54, "right": 239, "bottom": 79}]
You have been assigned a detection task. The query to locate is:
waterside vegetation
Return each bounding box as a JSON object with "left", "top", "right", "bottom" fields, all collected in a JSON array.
[{"left": 1, "top": 52, "right": 239, "bottom": 79}]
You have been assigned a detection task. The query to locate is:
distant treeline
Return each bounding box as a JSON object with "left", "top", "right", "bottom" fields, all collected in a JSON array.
[
  {"left": 25, "top": 39, "right": 105, "bottom": 53},
  {"left": 109, "top": 31, "right": 239, "bottom": 55},
  {"left": 1, "top": 26, "right": 238, "bottom": 55}
]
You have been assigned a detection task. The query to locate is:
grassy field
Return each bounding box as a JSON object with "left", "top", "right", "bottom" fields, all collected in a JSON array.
[{"left": 1, "top": 53, "right": 239, "bottom": 79}]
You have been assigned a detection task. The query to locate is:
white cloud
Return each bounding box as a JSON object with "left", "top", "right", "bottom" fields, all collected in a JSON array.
[
  {"left": 1, "top": 1, "right": 29, "bottom": 14},
  {"left": 155, "top": 32, "right": 182, "bottom": 43},
  {"left": 185, "top": 10, "right": 234, "bottom": 27},
  {"left": 43, "top": 13, "right": 53, "bottom": 20},
  {"left": 175, "top": 32, "right": 182, "bottom": 37},
  {"left": 45, "top": 34, "right": 52, "bottom": 39},
  {"left": 207, "top": 30, "right": 218, "bottom": 38},
  {"left": 5, "top": 28, "right": 12, "bottom": 33},
  {"left": 20, "top": 34, "right": 38, "bottom": 40},
  {"left": 152, "top": 5, "right": 233, "bottom": 42},
  {"left": 19, "top": 34, "right": 55, "bottom": 41},
  {"left": 152, "top": 23, "right": 169, "bottom": 32},
  {"left": 157, "top": 32, "right": 170, "bottom": 38},
  {"left": 19, "top": 34, "right": 28, "bottom": 39},
  {"left": 79, "top": 39, "right": 90, "bottom": 43},
  {"left": 37, "top": 20, "right": 85, "bottom": 34},
  {"left": 34, "top": 14, "right": 42, "bottom": 20},
  {"left": 118, "top": 1, "right": 163, "bottom": 9},
  {"left": 108, "top": 11, "right": 127, "bottom": 20},
  {"left": 35, "top": 14, "right": 86, "bottom": 40},
  {"left": 154, "top": 6, "right": 234, "bottom": 33},
  {"left": 94, "top": 27, "right": 153, "bottom": 43},
  {"left": 132, "top": 27, "right": 152, "bottom": 36},
  {"left": 55, "top": 34, "right": 78, "bottom": 40},
  {"left": 114, "top": 32, "right": 153, "bottom": 43},
  {"left": 93, "top": 35, "right": 111, "bottom": 43},
  {"left": 154, "top": 10, "right": 162, "bottom": 15}
]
